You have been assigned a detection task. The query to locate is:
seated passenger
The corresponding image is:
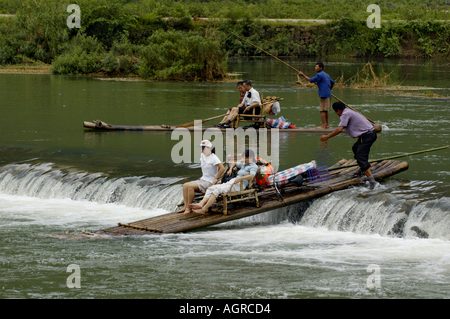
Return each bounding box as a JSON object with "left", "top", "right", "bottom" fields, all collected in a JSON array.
[
  {"left": 189, "top": 149, "right": 258, "bottom": 214},
  {"left": 217, "top": 81, "right": 246, "bottom": 125},
  {"left": 216, "top": 80, "right": 261, "bottom": 128},
  {"left": 178, "top": 140, "right": 225, "bottom": 214}
]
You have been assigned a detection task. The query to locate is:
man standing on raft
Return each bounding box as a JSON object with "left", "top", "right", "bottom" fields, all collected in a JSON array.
[
  {"left": 319, "top": 102, "right": 379, "bottom": 190},
  {"left": 298, "top": 62, "right": 335, "bottom": 129}
]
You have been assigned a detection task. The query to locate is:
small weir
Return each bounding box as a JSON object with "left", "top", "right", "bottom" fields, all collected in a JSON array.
[
  {"left": 0, "top": 162, "right": 184, "bottom": 212},
  {"left": 1, "top": 161, "right": 448, "bottom": 240}
]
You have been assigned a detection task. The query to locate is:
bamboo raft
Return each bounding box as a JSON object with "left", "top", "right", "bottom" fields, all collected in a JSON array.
[
  {"left": 47, "top": 158, "right": 408, "bottom": 240},
  {"left": 83, "top": 121, "right": 382, "bottom": 133}
]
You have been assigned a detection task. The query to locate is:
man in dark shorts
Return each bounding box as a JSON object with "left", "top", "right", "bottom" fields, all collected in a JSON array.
[
  {"left": 319, "top": 102, "right": 379, "bottom": 190},
  {"left": 298, "top": 62, "right": 335, "bottom": 129},
  {"left": 216, "top": 80, "right": 261, "bottom": 128}
]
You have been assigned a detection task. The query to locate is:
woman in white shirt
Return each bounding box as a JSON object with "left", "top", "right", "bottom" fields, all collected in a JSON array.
[{"left": 178, "top": 140, "right": 225, "bottom": 214}]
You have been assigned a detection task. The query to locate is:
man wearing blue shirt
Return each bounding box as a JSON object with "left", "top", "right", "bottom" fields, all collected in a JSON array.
[{"left": 298, "top": 62, "right": 335, "bottom": 129}]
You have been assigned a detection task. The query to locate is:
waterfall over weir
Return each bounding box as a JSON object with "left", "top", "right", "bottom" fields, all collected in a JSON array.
[
  {"left": 0, "top": 163, "right": 184, "bottom": 212},
  {"left": 0, "top": 162, "right": 448, "bottom": 240},
  {"left": 295, "top": 186, "right": 450, "bottom": 240}
]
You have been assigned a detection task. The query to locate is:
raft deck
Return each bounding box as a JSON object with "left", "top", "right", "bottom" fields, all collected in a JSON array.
[{"left": 50, "top": 159, "right": 407, "bottom": 240}]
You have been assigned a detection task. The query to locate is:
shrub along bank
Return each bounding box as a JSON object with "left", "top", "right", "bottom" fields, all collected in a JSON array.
[
  {"left": 1, "top": 0, "right": 450, "bottom": 80},
  {"left": 223, "top": 18, "right": 450, "bottom": 58},
  {"left": 0, "top": 0, "right": 229, "bottom": 81}
]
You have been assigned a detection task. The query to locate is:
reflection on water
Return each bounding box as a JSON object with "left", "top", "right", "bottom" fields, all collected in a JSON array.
[{"left": 315, "top": 139, "right": 331, "bottom": 167}]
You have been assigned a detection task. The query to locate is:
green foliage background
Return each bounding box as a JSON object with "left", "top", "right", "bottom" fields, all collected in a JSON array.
[{"left": 1, "top": 0, "right": 450, "bottom": 79}]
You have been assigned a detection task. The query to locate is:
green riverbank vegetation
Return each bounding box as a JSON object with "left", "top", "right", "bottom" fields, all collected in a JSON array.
[
  {"left": 1, "top": 0, "right": 450, "bottom": 81},
  {"left": 0, "top": 0, "right": 229, "bottom": 81},
  {"left": 2, "top": 0, "right": 450, "bottom": 20}
]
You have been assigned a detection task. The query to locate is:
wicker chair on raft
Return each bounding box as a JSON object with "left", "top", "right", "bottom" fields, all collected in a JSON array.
[
  {"left": 212, "top": 158, "right": 275, "bottom": 215},
  {"left": 233, "top": 96, "right": 283, "bottom": 129},
  {"left": 214, "top": 159, "right": 318, "bottom": 215},
  {"left": 219, "top": 174, "right": 260, "bottom": 215},
  {"left": 187, "top": 159, "right": 273, "bottom": 215}
]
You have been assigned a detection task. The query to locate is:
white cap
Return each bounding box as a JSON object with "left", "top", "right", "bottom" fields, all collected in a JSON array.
[{"left": 198, "top": 140, "right": 213, "bottom": 148}]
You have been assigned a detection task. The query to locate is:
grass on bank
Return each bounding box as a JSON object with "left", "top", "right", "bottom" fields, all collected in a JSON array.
[
  {"left": 0, "top": 55, "right": 51, "bottom": 74},
  {"left": 2, "top": 0, "right": 450, "bottom": 21}
]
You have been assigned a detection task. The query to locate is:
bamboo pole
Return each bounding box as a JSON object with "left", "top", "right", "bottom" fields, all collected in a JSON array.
[
  {"left": 328, "top": 145, "right": 449, "bottom": 171},
  {"left": 329, "top": 94, "right": 375, "bottom": 125},
  {"left": 176, "top": 114, "right": 227, "bottom": 128},
  {"left": 233, "top": 33, "right": 376, "bottom": 124}
]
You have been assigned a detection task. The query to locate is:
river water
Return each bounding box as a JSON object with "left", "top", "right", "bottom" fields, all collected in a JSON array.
[{"left": 0, "top": 57, "right": 449, "bottom": 299}]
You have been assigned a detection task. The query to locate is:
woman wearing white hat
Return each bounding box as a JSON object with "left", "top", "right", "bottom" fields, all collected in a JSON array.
[{"left": 178, "top": 140, "right": 225, "bottom": 214}]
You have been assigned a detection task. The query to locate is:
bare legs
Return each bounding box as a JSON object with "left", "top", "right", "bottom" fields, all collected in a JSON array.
[
  {"left": 222, "top": 107, "right": 240, "bottom": 124},
  {"left": 219, "top": 109, "right": 231, "bottom": 124},
  {"left": 216, "top": 107, "right": 240, "bottom": 127},
  {"left": 178, "top": 182, "right": 200, "bottom": 214},
  {"left": 226, "top": 107, "right": 240, "bottom": 123},
  {"left": 189, "top": 195, "right": 216, "bottom": 214},
  {"left": 319, "top": 111, "right": 329, "bottom": 129}
]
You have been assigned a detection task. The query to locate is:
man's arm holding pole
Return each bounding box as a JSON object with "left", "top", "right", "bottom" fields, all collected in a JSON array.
[{"left": 298, "top": 71, "right": 311, "bottom": 83}]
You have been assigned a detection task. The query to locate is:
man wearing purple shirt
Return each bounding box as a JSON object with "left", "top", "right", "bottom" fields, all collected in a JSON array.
[
  {"left": 298, "top": 62, "right": 335, "bottom": 129},
  {"left": 319, "top": 102, "right": 379, "bottom": 190}
]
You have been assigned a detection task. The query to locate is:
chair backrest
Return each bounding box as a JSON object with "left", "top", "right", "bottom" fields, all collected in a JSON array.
[
  {"left": 260, "top": 102, "right": 273, "bottom": 115},
  {"left": 259, "top": 96, "right": 283, "bottom": 116}
]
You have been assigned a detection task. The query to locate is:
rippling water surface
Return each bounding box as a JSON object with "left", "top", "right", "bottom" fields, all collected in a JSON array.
[{"left": 0, "top": 57, "right": 449, "bottom": 298}]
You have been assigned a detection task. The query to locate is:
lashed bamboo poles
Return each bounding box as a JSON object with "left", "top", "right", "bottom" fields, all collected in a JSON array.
[
  {"left": 233, "top": 33, "right": 376, "bottom": 124},
  {"left": 328, "top": 145, "right": 449, "bottom": 171},
  {"left": 117, "top": 223, "right": 163, "bottom": 233},
  {"left": 95, "top": 160, "right": 409, "bottom": 235}
]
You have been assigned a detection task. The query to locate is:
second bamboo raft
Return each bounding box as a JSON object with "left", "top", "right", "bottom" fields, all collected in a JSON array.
[{"left": 83, "top": 121, "right": 383, "bottom": 133}]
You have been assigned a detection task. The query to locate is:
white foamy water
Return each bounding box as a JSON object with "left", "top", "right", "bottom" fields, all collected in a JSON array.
[
  {"left": 297, "top": 183, "right": 450, "bottom": 240},
  {"left": 0, "top": 193, "right": 169, "bottom": 229},
  {"left": 187, "top": 222, "right": 450, "bottom": 266},
  {"left": 0, "top": 163, "right": 449, "bottom": 298},
  {"left": 1, "top": 189, "right": 449, "bottom": 299},
  {"left": 0, "top": 162, "right": 184, "bottom": 212}
]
